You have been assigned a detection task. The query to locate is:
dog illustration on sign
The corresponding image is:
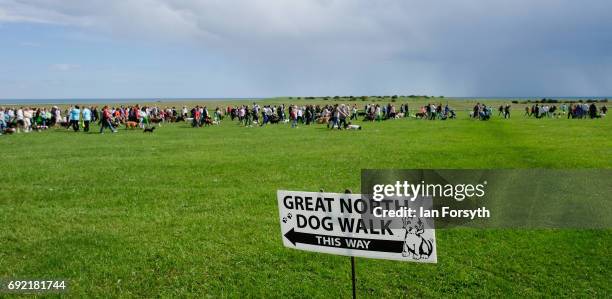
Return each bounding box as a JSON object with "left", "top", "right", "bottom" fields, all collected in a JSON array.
[
  {"left": 282, "top": 213, "right": 293, "bottom": 223},
  {"left": 401, "top": 216, "right": 434, "bottom": 260}
]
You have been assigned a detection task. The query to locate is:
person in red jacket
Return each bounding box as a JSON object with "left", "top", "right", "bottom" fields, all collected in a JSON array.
[
  {"left": 194, "top": 107, "right": 201, "bottom": 127},
  {"left": 99, "top": 106, "right": 117, "bottom": 134}
]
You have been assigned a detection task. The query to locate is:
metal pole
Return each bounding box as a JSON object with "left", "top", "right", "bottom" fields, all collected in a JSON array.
[
  {"left": 342, "top": 188, "right": 357, "bottom": 299},
  {"left": 351, "top": 256, "right": 356, "bottom": 299}
]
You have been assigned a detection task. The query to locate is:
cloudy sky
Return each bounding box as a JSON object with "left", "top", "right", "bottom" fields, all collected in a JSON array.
[{"left": 0, "top": 0, "right": 611, "bottom": 99}]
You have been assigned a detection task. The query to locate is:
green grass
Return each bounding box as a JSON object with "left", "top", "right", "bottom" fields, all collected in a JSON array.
[{"left": 1, "top": 110, "right": 610, "bottom": 297}]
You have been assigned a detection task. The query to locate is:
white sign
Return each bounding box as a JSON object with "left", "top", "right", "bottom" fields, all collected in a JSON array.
[{"left": 278, "top": 190, "right": 437, "bottom": 263}]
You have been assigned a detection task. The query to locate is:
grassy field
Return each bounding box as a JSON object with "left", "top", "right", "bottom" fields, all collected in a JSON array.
[{"left": 1, "top": 104, "right": 610, "bottom": 297}]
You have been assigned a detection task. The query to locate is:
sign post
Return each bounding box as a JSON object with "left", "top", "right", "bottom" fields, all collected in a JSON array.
[
  {"left": 350, "top": 256, "right": 356, "bottom": 299},
  {"left": 278, "top": 190, "right": 437, "bottom": 297},
  {"left": 346, "top": 189, "right": 356, "bottom": 299}
]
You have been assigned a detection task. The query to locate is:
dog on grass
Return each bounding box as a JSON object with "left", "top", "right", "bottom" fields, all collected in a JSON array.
[
  {"left": 31, "top": 125, "right": 48, "bottom": 132},
  {"left": 143, "top": 126, "right": 156, "bottom": 133},
  {"left": 203, "top": 117, "right": 214, "bottom": 126},
  {"left": 317, "top": 116, "right": 330, "bottom": 124},
  {"left": 150, "top": 117, "right": 163, "bottom": 126},
  {"left": 343, "top": 122, "right": 362, "bottom": 130},
  {"left": 125, "top": 121, "right": 138, "bottom": 129},
  {"left": 58, "top": 121, "right": 71, "bottom": 129},
  {"left": 2, "top": 128, "right": 16, "bottom": 134}
]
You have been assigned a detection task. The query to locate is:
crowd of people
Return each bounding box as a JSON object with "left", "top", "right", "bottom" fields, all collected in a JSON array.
[
  {"left": 470, "top": 103, "right": 494, "bottom": 120},
  {"left": 0, "top": 100, "right": 607, "bottom": 135},
  {"left": 523, "top": 103, "right": 607, "bottom": 119},
  {"left": 0, "top": 102, "right": 408, "bottom": 133},
  {"left": 0, "top": 105, "right": 185, "bottom": 134},
  {"left": 221, "top": 103, "right": 414, "bottom": 129},
  {"left": 415, "top": 103, "right": 457, "bottom": 120},
  {"left": 221, "top": 103, "right": 359, "bottom": 128}
]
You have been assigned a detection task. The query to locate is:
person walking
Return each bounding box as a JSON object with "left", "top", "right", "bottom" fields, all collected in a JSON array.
[
  {"left": 350, "top": 104, "right": 358, "bottom": 120},
  {"left": 338, "top": 104, "right": 349, "bottom": 129},
  {"left": 589, "top": 103, "right": 598, "bottom": 119},
  {"left": 82, "top": 106, "right": 92, "bottom": 132},
  {"left": 244, "top": 106, "right": 252, "bottom": 127},
  {"left": 70, "top": 105, "right": 81, "bottom": 132},
  {"left": 0, "top": 107, "right": 5, "bottom": 133},
  {"left": 290, "top": 105, "right": 298, "bottom": 128},
  {"left": 99, "top": 106, "right": 117, "bottom": 134},
  {"left": 329, "top": 105, "right": 339, "bottom": 128}
]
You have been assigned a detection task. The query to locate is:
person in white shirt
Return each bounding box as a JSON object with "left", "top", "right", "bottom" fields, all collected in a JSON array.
[
  {"left": 24, "top": 108, "right": 34, "bottom": 132},
  {"left": 0, "top": 107, "right": 5, "bottom": 133},
  {"left": 7, "top": 108, "right": 15, "bottom": 123},
  {"left": 54, "top": 108, "right": 62, "bottom": 127},
  {"left": 0, "top": 107, "right": 9, "bottom": 135},
  {"left": 16, "top": 108, "right": 25, "bottom": 132},
  {"left": 297, "top": 107, "right": 303, "bottom": 124},
  {"left": 239, "top": 107, "right": 245, "bottom": 122}
]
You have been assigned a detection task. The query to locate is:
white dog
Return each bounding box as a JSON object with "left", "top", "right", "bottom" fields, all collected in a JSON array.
[{"left": 343, "top": 122, "right": 362, "bottom": 130}]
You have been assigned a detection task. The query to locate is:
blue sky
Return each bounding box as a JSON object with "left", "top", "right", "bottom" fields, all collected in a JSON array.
[{"left": 1, "top": 0, "right": 611, "bottom": 99}]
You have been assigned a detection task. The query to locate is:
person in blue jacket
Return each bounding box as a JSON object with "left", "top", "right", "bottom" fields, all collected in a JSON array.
[
  {"left": 70, "top": 105, "right": 81, "bottom": 132},
  {"left": 82, "top": 106, "right": 92, "bottom": 132}
]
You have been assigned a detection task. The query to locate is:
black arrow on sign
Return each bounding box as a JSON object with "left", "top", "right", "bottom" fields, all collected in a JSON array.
[{"left": 284, "top": 228, "right": 404, "bottom": 253}]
